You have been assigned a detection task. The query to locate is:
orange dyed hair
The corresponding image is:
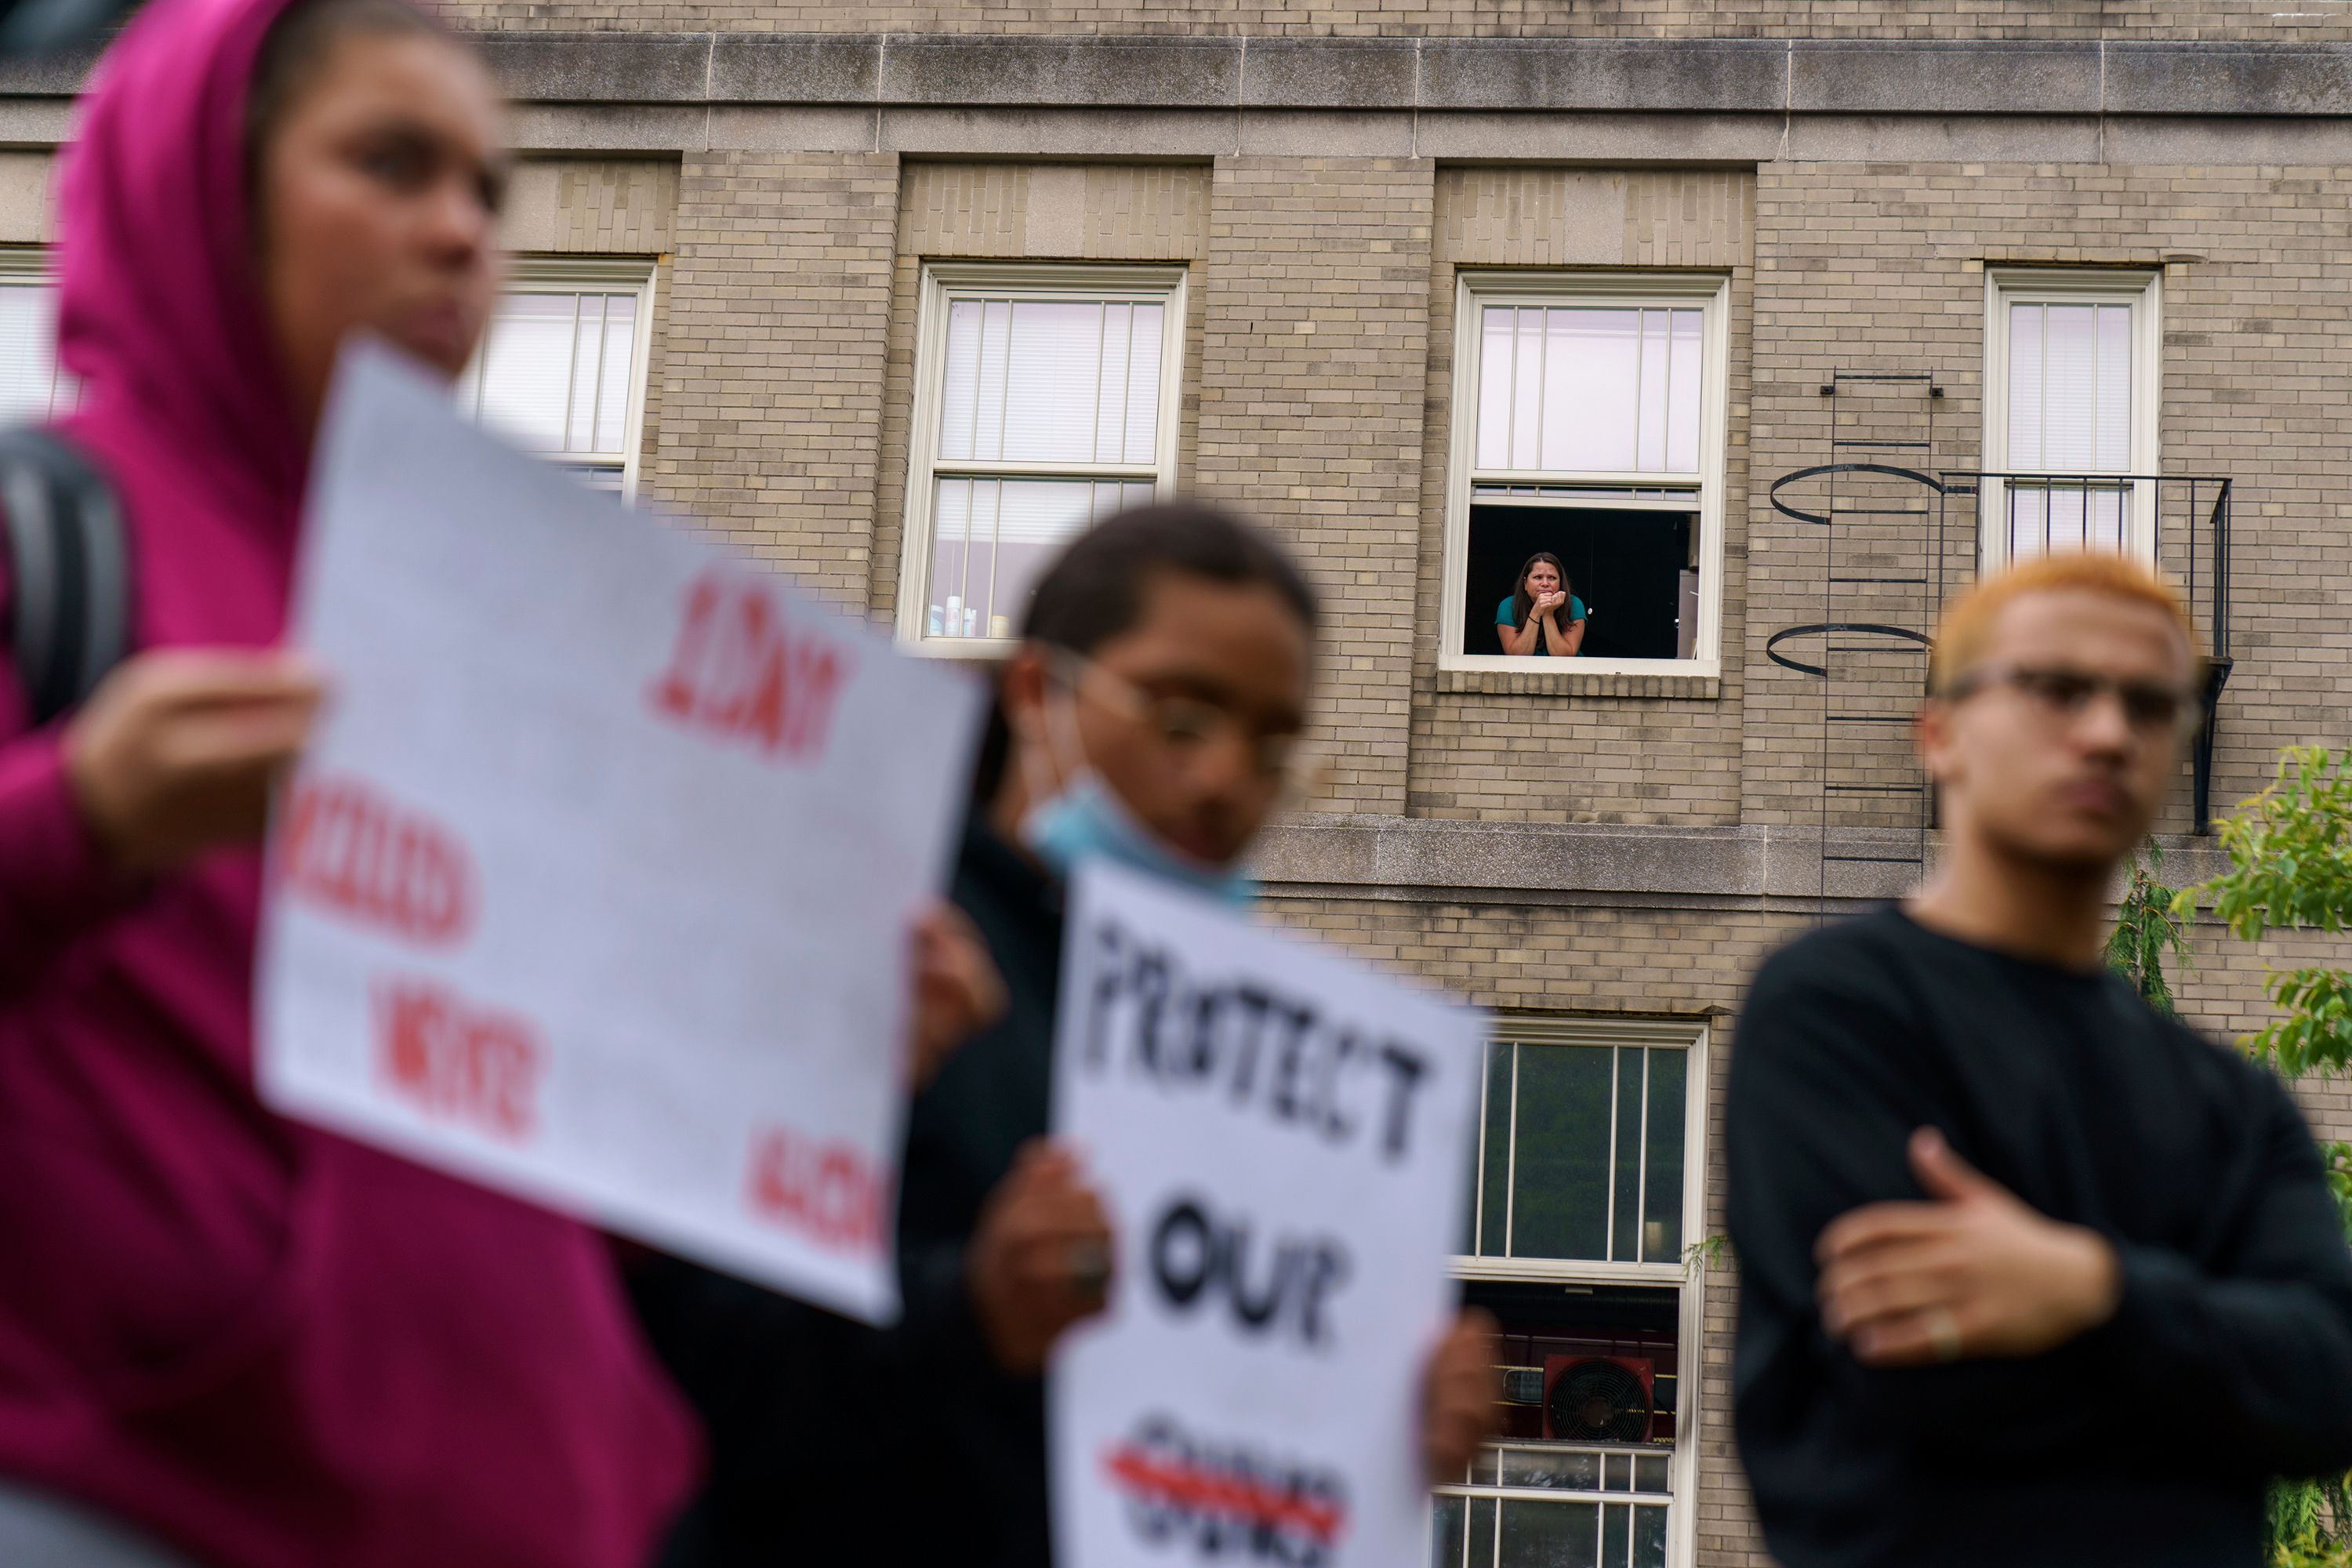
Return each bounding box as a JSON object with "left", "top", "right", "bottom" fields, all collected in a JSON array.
[{"left": 1929, "top": 552, "right": 2199, "bottom": 695}]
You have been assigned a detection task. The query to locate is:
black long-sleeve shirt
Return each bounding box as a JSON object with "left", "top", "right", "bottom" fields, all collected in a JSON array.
[
  {"left": 633, "top": 821, "right": 1065, "bottom": 1568},
  {"left": 1728, "top": 907, "right": 2352, "bottom": 1568}
]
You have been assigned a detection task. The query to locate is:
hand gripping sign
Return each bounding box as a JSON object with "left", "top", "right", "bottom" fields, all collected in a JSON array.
[
  {"left": 257, "top": 343, "right": 983, "bottom": 1324},
  {"left": 1049, "top": 861, "right": 1483, "bottom": 1568}
]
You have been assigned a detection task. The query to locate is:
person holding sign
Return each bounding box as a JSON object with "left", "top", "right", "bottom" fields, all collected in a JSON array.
[
  {"left": 0, "top": 2, "right": 1000, "bottom": 1564},
  {"left": 644, "top": 505, "right": 1498, "bottom": 1568}
]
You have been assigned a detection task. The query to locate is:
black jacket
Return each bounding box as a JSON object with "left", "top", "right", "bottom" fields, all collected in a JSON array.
[{"left": 637, "top": 820, "right": 1067, "bottom": 1568}]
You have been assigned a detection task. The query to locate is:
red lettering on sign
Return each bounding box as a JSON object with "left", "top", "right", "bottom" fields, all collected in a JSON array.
[
  {"left": 278, "top": 777, "right": 476, "bottom": 947},
  {"left": 373, "top": 978, "right": 544, "bottom": 1142},
  {"left": 650, "top": 569, "right": 852, "bottom": 762},
  {"left": 746, "top": 1127, "right": 887, "bottom": 1254}
]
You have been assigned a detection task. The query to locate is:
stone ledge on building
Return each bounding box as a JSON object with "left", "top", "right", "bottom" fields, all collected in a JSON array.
[
  {"left": 1253, "top": 813, "right": 2232, "bottom": 907},
  {"left": 9, "top": 34, "right": 2352, "bottom": 118},
  {"left": 459, "top": 35, "right": 2352, "bottom": 118}
]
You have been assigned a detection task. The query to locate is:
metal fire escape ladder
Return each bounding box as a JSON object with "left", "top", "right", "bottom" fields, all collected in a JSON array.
[{"left": 1766, "top": 372, "right": 1948, "bottom": 911}]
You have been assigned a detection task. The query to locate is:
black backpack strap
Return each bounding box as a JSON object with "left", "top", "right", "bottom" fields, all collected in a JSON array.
[{"left": 0, "top": 428, "right": 127, "bottom": 728}]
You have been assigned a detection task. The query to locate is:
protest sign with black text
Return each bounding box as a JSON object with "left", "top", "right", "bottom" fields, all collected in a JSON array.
[{"left": 1049, "top": 859, "right": 1483, "bottom": 1568}]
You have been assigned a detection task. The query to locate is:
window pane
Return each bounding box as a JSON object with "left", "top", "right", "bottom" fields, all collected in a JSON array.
[
  {"left": 1499, "top": 1498, "right": 1599, "bottom": 1568},
  {"left": 1642, "top": 1049, "right": 1687, "bottom": 1265},
  {"left": 1633, "top": 1504, "right": 1668, "bottom": 1568},
  {"left": 2007, "top": 302, "right": 2044, "bottom": 469},
  {"left": 477, "top": 294, "right": 579, "bottom": 453},
  {"left": 2041, "top": 303, "right": 2099, "bottom": 470},
  {"left": 1477, "top": 306, "right": 1514, "bottom": 470},
  {"left": 975, "top": 299, "right": 1011, "bottom": 459},
  {"left": 1508, "top": 1044, "right": 1612, "bottom": 1261},
  {"left": 564, "top": 294, "right": 606, "bottom": 453},
  {"left": 1633, "top": 1456, "right": 1670, "bottom": 1495},
  {"left": 1501, "top": 1447, "right": 1601, "bottom": 1491},
  {"left": 927, "top": 477, "right": 979, "bottom": 637},
  {"left": 1434, "top": 1494, "right": 1468, "bottom": 1568},
  {"left": 996, "top": 300, "right": 1098, "bottom": 464},
  {"left": 2095, "top": 303, "right": 2131, "bottom": 471},
  {"left": 1477, "top": 1042, "right": 1512, "bottom": 1255},
  {"left": 1611, "top": 1051, "right": 1642, "bottom": 1263},
  {"left": 1512, "top": 309, "right": 1543, "bottom": 470},
  {"left": 991, "top": 477, "right": 1109, "bottom": 630},
  {"left": 1635, "top": 311, "right": 1670, "bottom": 471},
  {"left": 1094, "top": 302, "right": 1132, "bottom": 463},
  {"left": 1470, "top": 1498, "right": 1497, "bottom": 1567},
  {"left": 1664, "top": 310, "right": 1702, "bottom": 472},
  {"left": 1541, "top": 310, "right": 1640, "bottom": 473},
  {"left": 0, "top": 283, "right": 59, "bottom": 425},
  {"left": 1602, "top": 1502, "right": 1631, "bottom": 1568},
  {"left": 1122, "top": 302, "right": 1164, "bottom": 465},
  {"left": 938, "top": 299, "right": 985, "bottom": 461},
  {"left": 594, "top": 294, "right": 638, "bottom": 455}
]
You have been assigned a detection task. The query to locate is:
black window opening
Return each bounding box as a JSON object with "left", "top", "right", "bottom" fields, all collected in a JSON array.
[{"left": 1466, "top": 503, "right": 1698, "bottom": 662}]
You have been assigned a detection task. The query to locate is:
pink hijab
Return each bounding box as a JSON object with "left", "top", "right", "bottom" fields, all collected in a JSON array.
[
  {"left": 0, "top": 0, "right": 700, "bottom": 1562},
  {"left": 58, "top": 0, "right": 307, "bottom": 528}
]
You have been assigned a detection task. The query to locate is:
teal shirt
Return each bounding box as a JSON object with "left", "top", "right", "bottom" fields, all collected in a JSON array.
[{"left": 1495, "top": 593, "right": 1587, "bottom": 656}]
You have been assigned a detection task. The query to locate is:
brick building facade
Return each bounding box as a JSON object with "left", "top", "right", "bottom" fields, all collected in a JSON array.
[{"left": 5, "top": 7, "right": 2352, "bottom": 1564}]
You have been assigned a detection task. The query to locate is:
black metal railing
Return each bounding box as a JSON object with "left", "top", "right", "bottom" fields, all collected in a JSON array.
[
  {"left": 1938, "top": 473, "right": 2234, "bottom": 830},
  {"left": 1767, "top": 462, "right": 2235, "bottom": 833}
]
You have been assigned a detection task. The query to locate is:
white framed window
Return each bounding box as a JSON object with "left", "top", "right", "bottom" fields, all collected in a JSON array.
[
  {"left": 0, "top": 248, "right": 78, "bottom": 423},
  {"left": 1438, "top": 1018, "right": 1710, "bottom": 1568},
  {"left": 897, "top": 263, "right": 1185, "bottom": 655},
  {"left": 457, "top": 256, "right": 656, "bottom": 497},
  {"left": 1981, "top": 268, "right": 2161, "bottom": 567},
  {"left": 1443, "top": 273, "right": 1729, "bottom": 678}
]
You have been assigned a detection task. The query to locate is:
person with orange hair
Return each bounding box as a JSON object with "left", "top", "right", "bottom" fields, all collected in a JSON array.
[{"left": 1726, "top": 554, "right": 2352, "bottom": 1568}]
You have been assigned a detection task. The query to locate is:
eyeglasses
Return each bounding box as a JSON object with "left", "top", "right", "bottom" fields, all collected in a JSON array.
[
  {"left": 1044, "top": 648, "right": 1314, "bottom": 786},
  {"left": 1944, "top": 663, "right": 2202, "bottom": 739}
]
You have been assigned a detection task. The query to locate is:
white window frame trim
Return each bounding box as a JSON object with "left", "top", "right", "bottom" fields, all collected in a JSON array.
[
  {"left": 1980, "top": 267, "right": 2162, "bottom": 572},
  {"left": 1443, "top": 270, "right": 1731, "bottom": 682},
  {"left": 895, "top": 261, "right": 1189, "bottom": 660},
  {"left": 486, "top": 253, "right": 659, "bottom": 500},
  {"left": 1446, "top": 1015, "right": 1711, "bottom": 1568}
]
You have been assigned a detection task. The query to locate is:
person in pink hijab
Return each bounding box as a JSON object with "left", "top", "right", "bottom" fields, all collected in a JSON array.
[{"left": 0, "top": 0, "right": 1005, "bottom": 1561}]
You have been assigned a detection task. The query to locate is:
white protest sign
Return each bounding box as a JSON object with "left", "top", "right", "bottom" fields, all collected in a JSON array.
[
  {"left": 257, "top": 343, "right": 983, "bottom": 1325},
  {"left": 1049, "top": 859, "right": 1483, "bottom": 1568}
]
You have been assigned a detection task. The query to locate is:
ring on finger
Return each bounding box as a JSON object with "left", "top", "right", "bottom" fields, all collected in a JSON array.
[{"left": 1925, "top": 1306, "right": 1963, "bottom": 1364}]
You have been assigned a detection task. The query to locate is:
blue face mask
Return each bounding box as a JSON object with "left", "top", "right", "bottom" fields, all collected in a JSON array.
[{"left": 1021, "top": 771, "right": 1258, "bottom": 908}]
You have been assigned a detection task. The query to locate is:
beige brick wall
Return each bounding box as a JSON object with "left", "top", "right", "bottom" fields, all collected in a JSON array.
[
  {"left": 869, "top": 163, "right": 1211, "bottom": 628},
  {"left": 1193, "top": 155, "right": 1435, "bottom": 816},
  {"left": 1743, "top": 161, "right": 2352, "bottom": 840},
  {"left": 1410, "top": 169, "right": 1756, "bottom": 826},
  {"left": 647, "top": 151, "right": 899, "bottom": 604},
  {"left": 451, "top": 0, "right": 2352, "bottom": 42}
]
